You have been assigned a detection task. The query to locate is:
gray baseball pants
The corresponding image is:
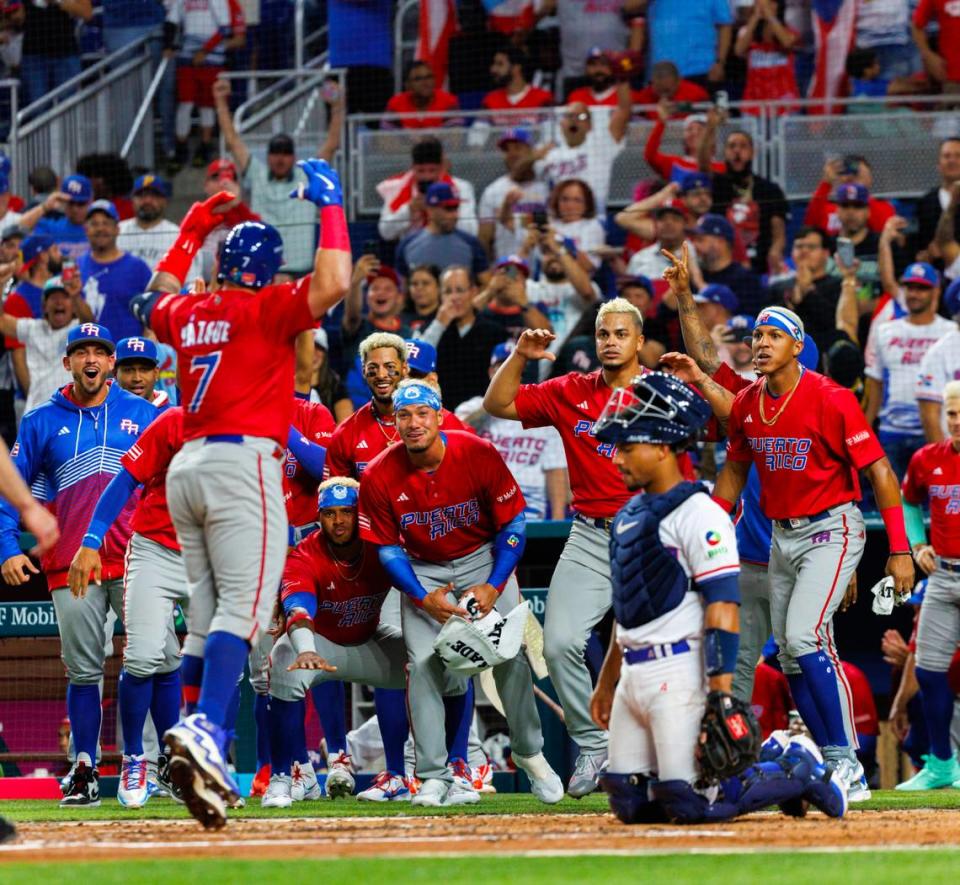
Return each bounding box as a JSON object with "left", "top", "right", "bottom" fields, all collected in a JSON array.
[
  {"left": 732, "top": 562, "right": 770, "bottom": 702},
  {"left": 915, "top": 567, "right": 960, "bottom": 672},
  {"left": 403, "top": 543, "right": 544, "bottom": 782}
]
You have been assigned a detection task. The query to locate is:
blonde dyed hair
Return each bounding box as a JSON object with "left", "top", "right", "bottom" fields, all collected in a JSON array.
[
  {"left": 596, "top": 297, "right": 644, "bottom": 332},
  {"left": 943, "top": 380, "right": 960, "bottom": 403},
  {"left": 359, "top": 332, "right": 408, "bottom": 364},
  {"left": 317, "top": 477, "right": 360, "bottom": 495}
]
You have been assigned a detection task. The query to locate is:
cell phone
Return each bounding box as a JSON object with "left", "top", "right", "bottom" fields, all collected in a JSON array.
[
  {"left": 714, "top": 90, "right": 728, "bottom": 113},
  {"left": 836, "top": 237, "right": 855, "bottom": 267},
  {"left": 416, "top": 179, "right": 431, "bottom": 195},
  {"left": 362, "top": 239, "right": 379, "bottom": 259},
  {"left": 841, "top": 155, "right": 860, "bottom": 177},
  {"left": 62, "top": 260, "right": 77, "bottom": 283},
  {"left": 532, "top": 208, "right": 548, "bottom": 230}
]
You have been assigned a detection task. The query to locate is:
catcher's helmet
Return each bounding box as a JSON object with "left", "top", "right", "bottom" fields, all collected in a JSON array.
[
  {"left": 218, "top": 222, "right": 284, "bottom": 289},
  {"left": 595, "top": 371, "right": 711, "bottom": 446}
]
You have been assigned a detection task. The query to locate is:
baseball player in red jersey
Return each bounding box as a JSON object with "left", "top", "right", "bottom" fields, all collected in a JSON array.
[
  {"left": 712, "top": 305, "right": 914, "bottom": 801},
  {"left": 483, "top": 298, "right": 668, "bottom": 797},
  {"left": 897, "top": 380, "right": 960, "bottom": 790},
  {"left": 359, "top": 380, "right": 563, "bottom": 807},
  {"left": 285, "top": 397, "right": 335, "bottom": 532},
  {"left": 130, "top": 158, "right": 351, "bottom": 828}
]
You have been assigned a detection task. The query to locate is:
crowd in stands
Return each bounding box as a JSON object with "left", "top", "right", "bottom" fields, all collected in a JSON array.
[{"left": 1, "top": 0, "right": 960, "bottom": 785}]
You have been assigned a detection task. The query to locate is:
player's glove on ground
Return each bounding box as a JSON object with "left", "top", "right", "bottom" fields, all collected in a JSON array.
[
  {"left": 292, "top": 159, "right": 344, "bottom": 207},
  {"left": 697, "top": 690, "right": 761, "bottom": 782}
]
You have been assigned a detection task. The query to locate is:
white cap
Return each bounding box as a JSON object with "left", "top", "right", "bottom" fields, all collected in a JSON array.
[{"left": 313, "top": 327, "right": 328, "bottom": 350}]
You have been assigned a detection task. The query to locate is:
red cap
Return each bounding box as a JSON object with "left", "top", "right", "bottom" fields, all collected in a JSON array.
[
  {"left": 368, "top": 265, "right": 400, "bottom": 287},
  {"left": 207, "top": 158, "right": 238, "bottom": 181},
  {"left": 654, "top": 198, "right": 688, "bottom": 218}
]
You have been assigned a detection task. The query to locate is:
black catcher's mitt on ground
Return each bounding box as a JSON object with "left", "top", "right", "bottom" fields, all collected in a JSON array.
[{"left": 697, "top": 690, "right": 762, "bottom": 782}]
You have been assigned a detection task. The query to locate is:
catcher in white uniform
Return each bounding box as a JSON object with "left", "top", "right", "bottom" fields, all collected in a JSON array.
[{"left": 589, "top": 372, "right": 847, "bottom": 824}]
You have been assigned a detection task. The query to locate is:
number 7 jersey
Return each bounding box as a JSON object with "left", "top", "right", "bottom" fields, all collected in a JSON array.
[{"left": 150, "top": 278, "right": 316, "bottom": 446}]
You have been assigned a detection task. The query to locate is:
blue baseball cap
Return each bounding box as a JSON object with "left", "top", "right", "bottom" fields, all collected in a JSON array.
[
  {"left": 132, "top": 174, "right": 172, "bottom": 198},
  {"left": 727, "top": 313, "right": 757, "bottom": 338},
  {"left": 116, "top": 336, "right": 159, "bottom": 366},
  {"left": 425, "top": 182, "right": 461, "bottom": 207},
  {"left": 797, "top": 334, "right": 820, "bottom": 371},
  {"left": 62, "top": 174, "right": 93, "bottom": 204},
  {"left": 900, "top": 261, "right": 940, "bottom": 288},
  {"left": 689, "top": 213, "right": 734, "bottom": 244},
  {"left": 86, "top": 199, "right": 119, "bottom": 222},
  {"left": 494, "top": 254, "right": 530, "bottom": 277},
  {"left": 491, "top": 342, "right": 515, "bottom": 365},
  {"left": 694, "top": 283, "right": 738, "bottom": 313},
  {"left": 678, "top": 171, "right": 711, "bottom": 194},
  {"left": 497, "top": 128, "right": 533, "bottom": 149},
  {"left": 946, "top": 278, "right": 960, "bottom": 316},
  {"left": 833, "top": 182, "right": 869, "bottom": 206},
  {"left": 66, "top": 322, "right": 115, "bottom": 355},
  {"left": 405, "top": 338, "right": 437, "bottom": 374},
  {"left": 21, "top": 233, "right": 54, "bottom": 267}
]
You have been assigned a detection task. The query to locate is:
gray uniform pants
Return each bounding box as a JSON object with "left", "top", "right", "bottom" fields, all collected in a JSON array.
[
  {"left": 769, "top": 504, "right": 864, "bottom": 746},
  {"left": 543, "top": 519, "right": 611, "bottom": 755},
  {"left": 166, "top": 438, "right": 288, "bottom": 656},
  {"left": 122, "top": 533, "right": 187, "bottom": 678},
  {"left": 916, "top": 567, "right": 960, "bottom": 672},
  {"left": 404, "top": 543, "right": 544, "bottom": 782},
  {"left": 732, "top": 562, "right": 770, "bottom": 702},
  {"left": 269, "top": 624, "right": 409, "bottom": 700},
  {"left": 51, "top": 578, "right": 124, "bottom": 684}
]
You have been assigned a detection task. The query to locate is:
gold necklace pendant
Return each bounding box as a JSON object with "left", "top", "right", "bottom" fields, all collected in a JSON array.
[{"left": 758, "top": 371, "right": 803, "bottom": 427}]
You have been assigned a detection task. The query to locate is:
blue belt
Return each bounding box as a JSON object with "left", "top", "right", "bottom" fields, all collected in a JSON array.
[
  {"left": 623, "top": 640, "right": 691, "bottom": 665},
  {"left": 574, "top": 512, "right": 615, "bottom": 533},
  {"left": 205, "top": 434, "right": 245, "bottom": 444},
  {"left": 774, "top": 503, "right": 852, "bottom": 531},
  {"left": 939, "top": 558, "right": 960, "bottom": 574}
]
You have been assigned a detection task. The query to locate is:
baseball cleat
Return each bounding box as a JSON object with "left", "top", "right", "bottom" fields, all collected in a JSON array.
[
  {"left": 323, "top": 752, "right": 355, "bottom": 799},
  {"left": 446, "top": 760, "right": 480, "bottom": 805},
  {"left": 831, "top": 757, "right": 871, "bottom": 803},
  {"left": 59, "top": 756, "right": 100, "bottom": 808},
  {"left": 411, "top": 778, "right": 449, "bottom": 807},
  {"left": 117, "top": 754, "right": 150, "bottom": 808},
  {"left": 250, "top": 763, "right": 271, "bottom": 798},
  {"left": 759, "top": 730, "right": 792, "bottom": 762},
  {"left": 261, "top": 774, "right": 293, "bottom": 808},
  {"left": 357, "top": 771, "right": 413, "bottom": 802},
  {"left": 513, "top": 752, "right": 564, "bottom": 804},
  {"left": 567, "top": 751, "right": 608, "bottom": 798},
  {"left": 156, "top": 754, "right": 183, "bottom": 804},
  {"left": 471, "top": 762, "right": 496, "bottom": 794},
  {"left": 164, "top": 714, "right": 240, "bottom": 828},
  {"left": 292, "top": 760, "right": 323, "bottom": 801},
  {"left": 59, "top": 762, "right": 77, "bottom": 796},
  {"left": 896, "top": 753, "right": 960, "bottom": 791}
]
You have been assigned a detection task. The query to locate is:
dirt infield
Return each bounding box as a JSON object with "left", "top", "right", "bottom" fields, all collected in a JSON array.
[{"left": 4, "top": 809, "right": 960, "bottom": 861}]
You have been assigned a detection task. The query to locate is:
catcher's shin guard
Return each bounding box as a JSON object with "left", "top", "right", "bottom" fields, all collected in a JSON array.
[{"left": 598, "top": 773, "right": 668, "bottom": 824}]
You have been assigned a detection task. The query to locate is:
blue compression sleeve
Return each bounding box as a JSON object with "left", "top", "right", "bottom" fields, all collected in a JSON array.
[
  {"left": 82, "top": 468, "right": 141, "bottom": 550},
  {"left": 286, "top": 426, "right": 327, "bottom": 480},
  {"left": 283, "top": 590, "right": 318, "bottom": 619},
  {"left": 379, "top": 544, "right": 428, "bottom": 603},
  {"left": 487, "top": 513, "right": 526, "bottom": 589}
]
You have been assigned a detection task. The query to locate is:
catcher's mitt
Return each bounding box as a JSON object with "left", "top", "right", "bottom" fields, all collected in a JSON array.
[{"left": 697, "top": 690, "right": 761, "bottom": 782}]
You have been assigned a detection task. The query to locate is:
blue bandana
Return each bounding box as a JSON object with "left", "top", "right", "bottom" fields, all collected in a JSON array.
[
  {"left": 392, "top": 383, "right": 442, "bottom": 412},
  {"left": 755, "top": 306, "right": 804, "bottom": 342},
  {"left": 318, "top": 483, "right": 359, "bottom": 509}
]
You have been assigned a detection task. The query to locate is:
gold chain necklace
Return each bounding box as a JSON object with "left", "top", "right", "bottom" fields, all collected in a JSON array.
[
  {"left": 373, "top": 406, "right": 400, "bottom": 446},
  {"left": 326, "top": 539, "right": 364, "bottom": 581},
  {"left": 758, "top": 370, "right": 804, "bottom": 426}
]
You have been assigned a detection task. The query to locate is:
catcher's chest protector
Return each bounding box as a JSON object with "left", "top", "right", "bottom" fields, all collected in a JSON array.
[{"left": 609, "top": 481, "right": 705, "bottom": 629}]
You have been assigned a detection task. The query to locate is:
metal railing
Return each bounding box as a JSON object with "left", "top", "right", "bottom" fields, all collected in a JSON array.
[{"left": 11, "top": 41, "right": 157, "bottom": 195}]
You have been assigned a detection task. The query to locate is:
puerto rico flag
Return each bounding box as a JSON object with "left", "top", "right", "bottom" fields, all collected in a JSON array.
[
  {"left": 807, "top": 0, "right": 856, "bottom": 114},
  {"left": 417, "top": 0, "right": 458, "bottom": 86},
  {"left": 483, "top": 0, "right": 535, "bottom": 33}
]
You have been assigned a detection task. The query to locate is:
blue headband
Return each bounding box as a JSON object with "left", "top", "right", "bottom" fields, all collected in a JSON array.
[
  {"left": 755, "top": 307, "right": 803, "bottom": 342},
  {"left": 393, "top": 383, "right": 442, "bottom": 412},
  {"left": 318, "top": 484, "right": 358, "bottom": 509}
]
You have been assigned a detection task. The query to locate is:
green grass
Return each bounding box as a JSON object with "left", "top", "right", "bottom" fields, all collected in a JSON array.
[
  {"left": 4, "top": 852, "right": 960, "bottom": 884},
  {"left": 2, "top": 789, "right": 960, "bottom": 823}
]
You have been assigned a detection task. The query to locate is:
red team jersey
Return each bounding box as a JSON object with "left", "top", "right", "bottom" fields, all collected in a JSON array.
[
  {"left": 121, "top": 406, "right": 185, "bottom": 552},
  {"left": 726, "top": 370, "right": 885, "bottom": 520},
  {"left": 384, "top": 90, "right": 461, "bottom": 128},
  {"left": 280, "top": 533, "right": 392, "bottom": 646},
  {"left": 513, "top": 370, "right": 635, "bottom": 518},
  {"left": 284, "top": 398, "right": 336, "bottom": 527},
  {"left": 359, "top": 431, "right": 525, "bottom": 562},
  {"left": 325, "top": 400, "right": 471, "bottom": 480},
  {"left": 902, "top": 440, "right": 960, "bottom": 558},
  {"left": 481, "top": 85, "right": 553, "bottom": 124},
  {"left": 150, "top": 277, "right": 315, "bottom": 446}
]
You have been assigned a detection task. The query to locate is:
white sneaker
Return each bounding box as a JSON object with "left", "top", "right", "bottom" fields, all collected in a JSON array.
[
  {"left": 357, "top": 771, "right": 412, "bottom": 802},
  {"left": 291, "top": 760, "right": 322, "bottom": 801},
  {"left": 261, "top": 774, "right": 293, "bottom": 808},
  {"left": 445, "top": 778, "right": 480, "bottom": 806},
  {"left": 471, "top": 762, "right": 496, "bottom": 794},
  {"left": 835, "top": 757, "right": 871, "bottom": 802},
  {"left": 513, "top": 752, "right": 564, "bottom": 804},
  {"left": 117, "top": 754, "right": 149, "bottom": 809},
  {"left": 324, "top": 751, "right": 356, "bottom": 799},
  {"left": 410, "top": 777, "right": 448, "bottom": 807}
]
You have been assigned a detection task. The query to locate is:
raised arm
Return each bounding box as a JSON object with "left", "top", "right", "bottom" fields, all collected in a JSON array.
[
  {"left": 878, "top": 215, "right": 906, "bottom": 297},
  {"left": 318, "top": 87, "right": 346, "bottom": 164},
  {"left": 663, "top": 243, "right": 722, "bottom": 375},
  {"left": 212, "top": 78, "right": 251, "bottom": 174},
  {"left": 483, "top": 328, "right": 556, "bottom": 420},
  {"left": 609, "top": 80, "right": 633, "bottom": 144}
]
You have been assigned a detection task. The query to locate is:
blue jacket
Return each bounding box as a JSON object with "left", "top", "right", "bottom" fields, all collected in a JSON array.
[{"left": 0, "top": 381, "right": 158, "bottom": 588}]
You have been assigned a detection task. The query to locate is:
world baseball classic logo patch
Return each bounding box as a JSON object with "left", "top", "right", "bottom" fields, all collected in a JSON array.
[{"left": 705, "top": 530, "right": 721, "bottom": 547}]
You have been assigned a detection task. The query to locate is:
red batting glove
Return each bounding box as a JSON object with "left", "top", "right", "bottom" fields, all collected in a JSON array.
[{"left": 156, "top": 192, "right": 235, "bottom": 285}]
